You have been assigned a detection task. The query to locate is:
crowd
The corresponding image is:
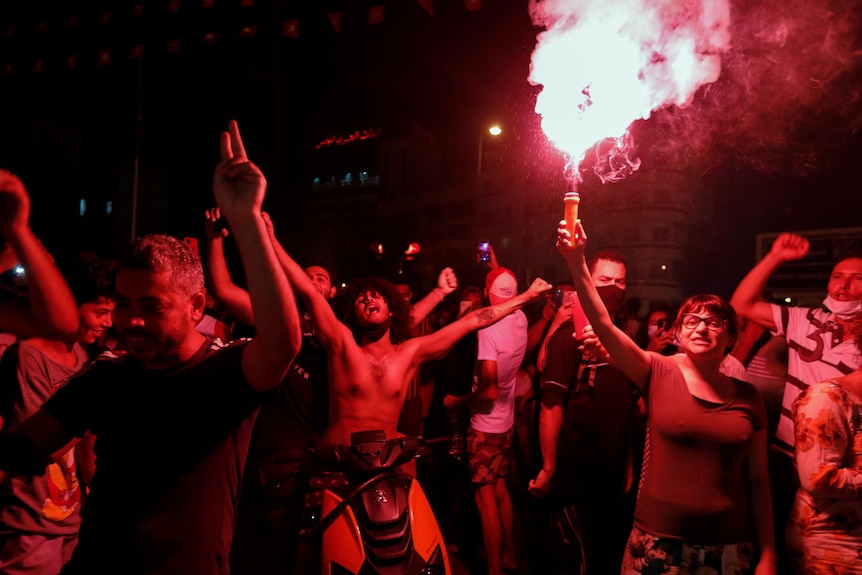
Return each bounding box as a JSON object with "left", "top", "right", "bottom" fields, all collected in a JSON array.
[{"left": 0, "top": 121, "right": 860, "bottom": 575}]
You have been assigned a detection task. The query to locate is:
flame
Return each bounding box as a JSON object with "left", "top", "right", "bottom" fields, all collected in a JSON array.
[{"left": 528, "top": 0, "right": 731, "bottom": 180}]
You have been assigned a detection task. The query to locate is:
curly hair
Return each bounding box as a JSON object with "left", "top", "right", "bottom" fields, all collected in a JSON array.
[
  {"left": 331, "top": 276, "right": 413, "bottom": 344},
  {"left": 118, "top": 235, "right": 205, "bottom": 298},
  {"left": 676, "top": 293, "right": 739, "bottom": 354}
]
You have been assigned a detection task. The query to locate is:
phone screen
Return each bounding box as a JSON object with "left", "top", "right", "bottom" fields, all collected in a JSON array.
[{"left": 478, "top": 241, "right": 491, "bottom": 263}]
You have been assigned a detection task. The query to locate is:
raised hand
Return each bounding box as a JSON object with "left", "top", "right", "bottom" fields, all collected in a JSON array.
[
  {"left": 0, "top": 169, "right": 31, "bottom": 236},
  {"left": 553, "top": 296, "right": 573, "bottom": 323},
  {"left": 556, "top": 219, "right": 587, "bottom": 263},
  {"left": 768, "top": 233, "right": 809, "bottom": 263},
  {"left": 525, "top": 278, "right": 553, "bottom": 301},
  {"left": 260, "top": 212, "right": 275, "bottom": 240},
  {"left": 578, "top": 325, "right": 611, "bottom": 363},
  {"left": 204, "top": 207, "right": 228, "bottom": 240},
  {"left": 646, "top": 327, "right": 678, "bottom": 353},
  {"left": 437, "top": 267, "right": 458, "bottom": 296},
  {"left": 212, "top": 120, "right": 266, "bottom": 221}
]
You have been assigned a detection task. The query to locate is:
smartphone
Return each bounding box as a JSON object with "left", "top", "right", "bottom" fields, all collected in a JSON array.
[
  {"left": 656, "top": 318, "right": 668, "bottom": 331},
  {"left": 0, "top": 264, "right": 26, "bottom": 291},
  {"left": 477, "top": 241, "right": 491, "bottom": 263},
  {"left": 459, "top": 301, "right": 473, "bottom": 316},
  {"left": 551, "top": 288, "right": 574, "bottom": 308},
  {"left": 183, "top": 237, "right": 200, "bottom": 258}
]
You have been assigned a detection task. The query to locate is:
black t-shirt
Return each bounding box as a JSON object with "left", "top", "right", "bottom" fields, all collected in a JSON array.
[
  {"left": 42, "top": 339, "right": 261, "bottom": 575},
  {"left": 540, "top": 322, "right": 642, "bottom": 500},
  {"left": 247, "top": 312, "right": 329, "bottom": 457}
]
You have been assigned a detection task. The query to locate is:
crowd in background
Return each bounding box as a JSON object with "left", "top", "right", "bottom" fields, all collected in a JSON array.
[{"left": 0, "top": 123, "right": 861, "bottom": 575}]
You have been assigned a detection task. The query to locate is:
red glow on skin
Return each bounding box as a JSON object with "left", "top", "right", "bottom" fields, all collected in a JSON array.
[{"left": 528, "top": 0, "right": 731, "bottom": 174}]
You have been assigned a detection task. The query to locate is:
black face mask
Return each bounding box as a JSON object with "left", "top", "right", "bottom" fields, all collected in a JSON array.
[
  {"left": 595, "top": 284, "right": 626, "bottom": 316},
  {"left": 354, "top": 317, "right": 392, "bottom": 343}
]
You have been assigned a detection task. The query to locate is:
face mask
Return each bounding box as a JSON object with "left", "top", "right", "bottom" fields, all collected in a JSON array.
[
  {"left": 647, "top": 325, "right": 659, "bottom": 339},
  {"left": 823, "top": 296, "right": 862, "bottom": 321},
  {"left": 595, "top": 284, "right": 625, "bottom": 316}
]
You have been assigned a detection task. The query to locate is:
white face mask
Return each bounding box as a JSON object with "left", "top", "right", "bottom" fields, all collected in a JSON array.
[
  {"left": 823, "top": 296, "right": 862, "bottom": 320},
  {"left": 647, "top": 325, "right": 660, "bottom": 339}
]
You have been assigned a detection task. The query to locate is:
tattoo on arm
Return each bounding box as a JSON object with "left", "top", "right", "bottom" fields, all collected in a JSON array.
[{"left": 476, "top": 308, "right": 502, "bottom": 326}]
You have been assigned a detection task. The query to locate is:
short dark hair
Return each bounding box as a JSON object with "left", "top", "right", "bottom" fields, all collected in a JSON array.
[
  {"left": 676, "top": 293, "right": 739, "bottom": 354},
  {"left": 61, "top": 251, "right": 117, "bottom": 305},
  {"left": 588, "top": 249, "right": 626, "bottom": 274},
  {"left": 332, "top": 276, "right": 413, "bottom": 344},
  {"left": 304, "top": 259, "right": 334, "bottom": 281},
  {"left": 118, "top": 235, "right": 204, "bottom": 298}
]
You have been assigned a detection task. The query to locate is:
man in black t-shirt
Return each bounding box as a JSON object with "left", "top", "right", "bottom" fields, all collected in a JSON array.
[
  {"left": 529, "top": 251, "right": 643, "bottom": 575},
  {"left": 0, "top": 121, "right": 301, "bottom": 575}
]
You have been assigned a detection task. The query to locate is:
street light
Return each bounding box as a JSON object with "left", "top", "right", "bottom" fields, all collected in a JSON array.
[{"left": 477, "top": 124, "right": 502, "bottom": 190}]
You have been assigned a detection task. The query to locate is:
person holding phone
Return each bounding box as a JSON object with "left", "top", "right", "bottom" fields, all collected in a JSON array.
[
  {"left": 635, "top": 305, "right": 680, "bottom": 356},
  {"left": 476, "top": 240, "right": 499, "bottom": 269},
  {"left": 529, "top": 250, "right": 643, "bottom": 575}
]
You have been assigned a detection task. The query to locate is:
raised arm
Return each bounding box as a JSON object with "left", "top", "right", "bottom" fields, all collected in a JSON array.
[
  {"left": 730, "top": 233, "right": 809, "bottom": 331},
  {"left": 203, "top": 207, "right": 254, "bottom": 326},
  {"left": 557, "top": 220, "right": 651, "bottom": 389},
  {"left": 0, "top": 170, "right": 78, "bottom": 339},
  {"left": 527, "top": 297, "right": 558, "bottom": 353},
  {"left": 535, "top": 299, "right": 572, "bottom": 372},
  {"left": 212, "top": 121, "right": 301, "bottom": 392},
  {"left": 409, "top": 267, "right": 458, "bottom": 330},
  {"left": 260, "top": 213, "right": 349, "bottom": 352},
  {"left": 413, "top": 277, "right": 551, "bottom": 365}
]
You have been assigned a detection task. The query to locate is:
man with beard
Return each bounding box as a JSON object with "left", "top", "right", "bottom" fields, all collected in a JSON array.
[
  {"left": 528, "top": 250, "right": 644, "bottom": 575},
  {"left": 731, "top": 233, "right": 862, "bottom": 574},
  {"left": 0, "top": 121, "right": 302, "bottom": 575},
  {"left": 267, "top": 243, "right": 550, "bottom": 447}
]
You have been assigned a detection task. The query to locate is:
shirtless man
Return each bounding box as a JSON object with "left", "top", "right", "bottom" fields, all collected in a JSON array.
[{"left": 266, "top": 236, "right": 551, "bottom": 444}]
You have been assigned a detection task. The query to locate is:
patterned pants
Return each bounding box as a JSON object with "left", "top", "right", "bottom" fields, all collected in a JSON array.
[{"left": 621, "top": 525, "right": 756, "bottom": 575}]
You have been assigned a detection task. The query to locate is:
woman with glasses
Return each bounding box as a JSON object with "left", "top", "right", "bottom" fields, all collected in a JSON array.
[
  {"left": 786, "top": 316, "right": 862, "bottom": 574},
  {"left": 556, "top": 219, "right": 776, "bottom": 575}
]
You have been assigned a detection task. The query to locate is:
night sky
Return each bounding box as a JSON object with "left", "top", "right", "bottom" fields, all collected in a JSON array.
[{"left": 1, "top": 0, "right": 861, "bottom": 296}]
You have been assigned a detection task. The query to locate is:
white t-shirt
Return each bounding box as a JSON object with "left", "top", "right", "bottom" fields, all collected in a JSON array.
[
  {"left": 771, "top": 304, "right": 862, "bottom": 454},
  {"left": 470, "top": 310, "right": 528, "bottom": 433}
]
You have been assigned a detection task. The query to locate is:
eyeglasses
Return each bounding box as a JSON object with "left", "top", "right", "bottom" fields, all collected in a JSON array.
[{"left": 680, "top": 314, "right": 727, "bottom": 331}]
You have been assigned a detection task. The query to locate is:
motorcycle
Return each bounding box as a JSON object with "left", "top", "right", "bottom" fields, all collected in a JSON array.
[{"left": 299, "top": 430, "right": 456, "bottom": 575}]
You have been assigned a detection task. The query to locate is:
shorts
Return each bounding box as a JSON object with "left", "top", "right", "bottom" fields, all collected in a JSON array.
[
  {"left": 466, "top": 426, "right": 513, "bottom": 485},
  {"left": 621, "top": 525, "right": 755, "bottom": 575}
]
